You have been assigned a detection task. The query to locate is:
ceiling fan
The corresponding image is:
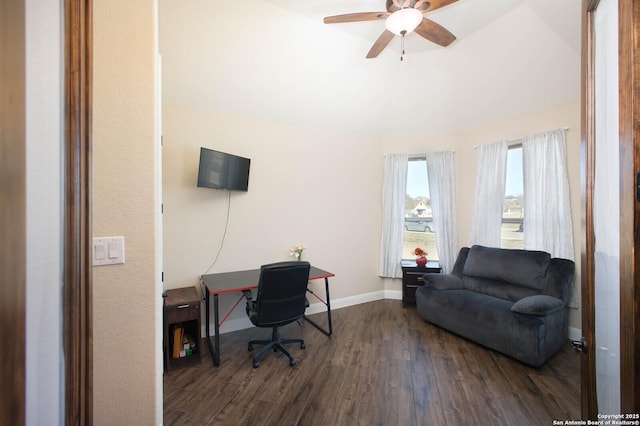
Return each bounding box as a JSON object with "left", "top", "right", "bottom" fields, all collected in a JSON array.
[{"left": 324, "top": 0, "right": 458, "bottom": 58}]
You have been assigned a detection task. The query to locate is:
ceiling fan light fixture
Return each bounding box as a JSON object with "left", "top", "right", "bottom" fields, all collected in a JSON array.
[{"left": 385, "top": 8, "right": 423, "bottom": 36}]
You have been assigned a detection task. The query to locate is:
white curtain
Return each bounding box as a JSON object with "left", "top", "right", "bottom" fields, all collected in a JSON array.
[
  {"left": 469, "top": 140, "right": 508, "bottom": 247},
  {"left": 378, "top": 153, "right": 408, "bottom": 278},
  {"left": 522, "top": 128, "right": 578, "bottom": 308},
  {"left": 426, "top": 151, "right": 457, "bottom": 273}
]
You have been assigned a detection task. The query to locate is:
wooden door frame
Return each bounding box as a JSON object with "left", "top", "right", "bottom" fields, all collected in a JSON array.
[
  {"left": 0, "top": 2, "right": 93, "bottom": 423},
  {"left": 617, "top": 0, "right": 640, "bottom": 413},
  {"left": 581, "top": 0, "right": 640, "bottom": 417},
  {"left": 64, "top": 0, "right": 93, "bottom": 424},
  {"left": 0, "top": 1, "right": 27, "bottom": 424},
  {"left": 581, "top": 0, "right": 599, "bottom": 418}
]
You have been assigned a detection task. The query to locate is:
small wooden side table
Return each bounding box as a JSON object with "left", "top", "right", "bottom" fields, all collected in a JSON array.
[
  {"left": 164, "top": 286, "right": 201, "bottom": 371},
  {"left": 400, "top": 260, "right": 442, "bottom": 307}
]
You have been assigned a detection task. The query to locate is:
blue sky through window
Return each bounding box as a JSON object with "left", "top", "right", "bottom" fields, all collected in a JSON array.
[
  {"left": 506, "top": 146, "right": 523, "bottom": 197},
  {"left": 407, "top": 160, "right": 428, "bottom": 198}
]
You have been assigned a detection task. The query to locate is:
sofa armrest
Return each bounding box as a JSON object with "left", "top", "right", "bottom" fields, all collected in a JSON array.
[
  {"left": 511, "top": 295, "right": 565, "bottom": 316},
  {"left": 423, "top": 273, "right": 464, "bottom": 290},
  {"left": 450, "top": 247, "right": 470, "bottom": 278}
]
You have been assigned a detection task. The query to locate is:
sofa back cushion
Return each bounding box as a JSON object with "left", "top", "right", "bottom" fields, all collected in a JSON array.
[
  {"left": 542, "top": 257, "right": 575, "bottom": 304},
  {"left": 462, "top": 276, "right": 542, "bottom": 302},
  {"left": 462, "top": 245, "right": 550, "bottom": 292}
]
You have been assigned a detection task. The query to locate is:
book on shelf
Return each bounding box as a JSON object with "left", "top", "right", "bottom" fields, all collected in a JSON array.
[{"left": 172, "top": 326, "right": 183, "bottom": 359}]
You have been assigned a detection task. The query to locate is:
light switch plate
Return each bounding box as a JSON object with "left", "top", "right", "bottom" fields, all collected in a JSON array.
[{"left": 93, "top": 236, "right": 125, "bottom": 266}]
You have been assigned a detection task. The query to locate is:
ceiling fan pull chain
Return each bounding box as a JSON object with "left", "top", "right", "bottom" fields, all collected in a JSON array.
[{"left": 401, "top": 32, "right": 406, "bottom": 61}]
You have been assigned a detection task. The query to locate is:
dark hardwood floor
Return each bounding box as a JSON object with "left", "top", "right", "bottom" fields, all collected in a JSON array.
[{"left": 164, "top": 299, "right": 580, "bottom": 425}]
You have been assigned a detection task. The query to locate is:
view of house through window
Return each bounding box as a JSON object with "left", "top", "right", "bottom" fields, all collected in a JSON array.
[
  {"left": 502, "top": 146, "right": 524, "bottom": 249},
  {"left": 404, "top": 159, "right": 439, "bottom": 261}
]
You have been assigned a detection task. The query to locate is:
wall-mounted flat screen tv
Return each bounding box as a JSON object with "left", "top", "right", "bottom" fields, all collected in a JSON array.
[{"left": 197, "top": 147, "right": 250, "bottom": 191}]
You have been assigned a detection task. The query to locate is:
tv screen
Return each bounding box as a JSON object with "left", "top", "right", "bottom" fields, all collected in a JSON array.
[{"left": 197, "top": 147, "right": 250, "bottom": 191}]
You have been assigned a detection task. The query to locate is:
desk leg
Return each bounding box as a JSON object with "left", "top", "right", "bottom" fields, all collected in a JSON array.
[
  {"left": 205, "top": 292, "right": 221, "bottom": 366},
  {"left": 304, "top": 277, "right": 333, "bottom": 336},
  {"left": 213, "top": 294, "right": 220, "bottom": 365},
  {"left": 325, "top": 277, "right": 332, "bottom": 334}
]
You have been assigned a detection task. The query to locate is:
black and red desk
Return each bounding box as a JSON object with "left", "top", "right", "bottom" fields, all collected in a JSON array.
[{"left": 200, "top": 266, "right": 335, "bottom": 366}]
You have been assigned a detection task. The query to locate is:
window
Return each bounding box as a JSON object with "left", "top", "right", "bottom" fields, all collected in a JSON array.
[
  {"left": 403, "top": 159, "right": 439, "bottom": 260},
  {"left": 501, "top": 146, "right": 524, "bottom": 249}
]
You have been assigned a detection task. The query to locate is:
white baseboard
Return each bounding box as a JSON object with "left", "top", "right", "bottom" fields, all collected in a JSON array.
[
  {"left": 305, "top": 290, "right": 386, "bottom": 315},
  {"left": 384, "top": 289, "right": 402, "bottom": 300},
  {"left": 568, "top": 326, "right": 582, "bottom": 342}
]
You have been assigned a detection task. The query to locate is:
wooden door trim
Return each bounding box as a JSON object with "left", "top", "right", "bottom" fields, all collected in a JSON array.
[
  {"left": 580, "top": 0, "right": 598, "bottom": 418},
  {"left": 582, "top": 0, "right": 640, "bottom": 416},
  {"left": 0, "top": 1, "right": 26, "bottom": 424},
  {"left": 618, "top": 0, "right": 640, "bottom": 413},
  {"left": 64, "top": 0, "right": 93, "bottom": 424}
]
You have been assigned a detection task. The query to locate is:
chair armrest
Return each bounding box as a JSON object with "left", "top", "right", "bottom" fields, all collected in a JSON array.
[
  {"left": 244, "top": 290, "right": 255, "bottom": 318},
  {"left": 511, "top": 295, "right": 565, "bottom": 316},
  {"left": 422, "top": 273, "right": 464, "bottom": 290}
]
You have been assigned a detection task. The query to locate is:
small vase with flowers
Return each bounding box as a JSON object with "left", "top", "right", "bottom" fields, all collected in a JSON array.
[{"left": 414, "top": 247, "right": 428, "bottom": 268}]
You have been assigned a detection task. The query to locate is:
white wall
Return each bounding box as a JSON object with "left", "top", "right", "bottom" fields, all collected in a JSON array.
[
  {"left": 25, "top": 0, "right": 63, "bottom": 424},
  {"left": 162, "top": 103, "right": 386, "bottom": 330},
  {"left": 93, "top": 0, "right": 161, "bottom": 423}
]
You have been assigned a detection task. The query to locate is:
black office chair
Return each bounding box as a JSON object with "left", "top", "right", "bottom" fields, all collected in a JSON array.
[{"left": 245, "top": 261, "right": 310, "bottom": 368}]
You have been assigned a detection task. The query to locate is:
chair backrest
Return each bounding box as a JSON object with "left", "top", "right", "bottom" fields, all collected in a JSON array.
[{"left": 253, "top": 261, "right": 311, "bottom": 327}]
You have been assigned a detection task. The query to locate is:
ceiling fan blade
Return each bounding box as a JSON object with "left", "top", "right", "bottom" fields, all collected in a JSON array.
[
  {"left": 387, "top": 0, "right": 458, "bottom": 14},
  {"left": 419, "top": 0, "right": 459, "bottom": 13},
  {"left": 414, "top": 17, "right": 456, "bottom": 47},
  {"left": 324, "top": 12, "right": 388, "bottom": 24},
  {"left": 366, "top": 30, "right": 395, "bottom": 58}
]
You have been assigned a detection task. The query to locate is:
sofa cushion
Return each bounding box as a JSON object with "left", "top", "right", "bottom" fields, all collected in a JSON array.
[
  {"left": 423, "top": 273, "right": 464, "bottom": 290},
  {"left": 462, "top": 245, "right": 550, "bottom": 291},
  {"left": 542, "top": 258, "right": 575, "bottom": 304},
  {"left": 462, "top": 276, "right": 541, "bottom": 302},
  {"left": 416, "top": 287, "right": 550, "bottom": 365},
  {"left": 511, "top": 295, "right": 565, "bottom": 316}
]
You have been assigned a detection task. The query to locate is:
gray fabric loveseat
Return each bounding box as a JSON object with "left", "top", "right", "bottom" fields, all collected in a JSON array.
[{"left": 415, "top": 245, "right": 575, "bottom": 367}]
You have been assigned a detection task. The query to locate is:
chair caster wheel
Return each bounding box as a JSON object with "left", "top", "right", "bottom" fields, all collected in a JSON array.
[
  {"left": 300, "top": 343, "right": 306, "bottom": 349},
  {"left": 289, "top": 359, "right": 297, "bottom": 367},
  {"left": 253, "top": 360, "right": 260, "bottom": 368}
]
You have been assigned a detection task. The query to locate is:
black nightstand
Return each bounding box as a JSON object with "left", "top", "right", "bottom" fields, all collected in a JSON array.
[{"left": 400, "top": 260, "right": 442, "bottom": 307}]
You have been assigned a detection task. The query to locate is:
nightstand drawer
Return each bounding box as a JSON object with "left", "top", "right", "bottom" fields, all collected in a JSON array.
[
  {"left": 166, "top": 303, "right": 199, "bottom": 323},
  {"left": 403, "top": 272, "right": 426, "bottom": 288},
  {"left": 400, "top": 261, "right": 442, "bottom": 307}
]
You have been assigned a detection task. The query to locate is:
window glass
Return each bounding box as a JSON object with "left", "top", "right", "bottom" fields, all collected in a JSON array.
[
  {"left": 403, "top": 159, "right": 439, "bottom": 260},
  {"left": 502, "top": 146, "right": 524, "bottom": 249}
]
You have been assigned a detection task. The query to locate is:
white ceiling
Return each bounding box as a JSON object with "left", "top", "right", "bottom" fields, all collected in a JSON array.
[{"left": 159, "top": 0, "right": 581, "bottom": 137}]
